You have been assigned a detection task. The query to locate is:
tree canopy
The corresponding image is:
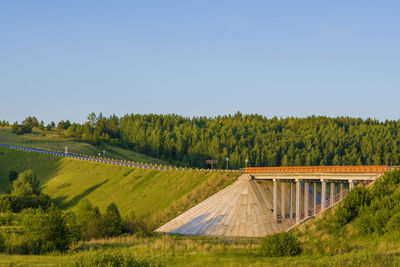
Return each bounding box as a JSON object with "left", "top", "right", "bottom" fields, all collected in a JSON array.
[{"left": 5, "top": 113, "right": 400, "bottom": 168}]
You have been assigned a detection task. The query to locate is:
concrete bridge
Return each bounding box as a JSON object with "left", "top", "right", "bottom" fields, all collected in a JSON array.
[
  {"left": 246, "top": 165, "right": 388, "bottom": 224},
  {"left": 157, "top": 165, "right": 389, "bottom": 237}
]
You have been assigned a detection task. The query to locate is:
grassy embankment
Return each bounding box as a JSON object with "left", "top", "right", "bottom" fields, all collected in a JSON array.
[{"left": 0, "top": 146, "right": 240, "bottom": 227}]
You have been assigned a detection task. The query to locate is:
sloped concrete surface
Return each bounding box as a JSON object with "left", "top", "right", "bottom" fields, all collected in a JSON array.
[{"left": 156, "top": 174, "right": 290, "bottom": 237}]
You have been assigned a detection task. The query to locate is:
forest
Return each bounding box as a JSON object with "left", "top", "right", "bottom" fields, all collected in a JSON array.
[{"left": 7, "top": 113, "right": 400, "bottom": 169}]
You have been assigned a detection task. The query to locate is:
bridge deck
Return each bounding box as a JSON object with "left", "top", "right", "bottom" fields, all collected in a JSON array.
[{"left": 245, "top": 165, "right": 388, "bottom": 181}]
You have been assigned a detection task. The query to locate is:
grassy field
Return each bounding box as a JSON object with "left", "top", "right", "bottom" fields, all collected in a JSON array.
[
  {"left": 0, "top": 234, "right": 398, "bottom": 266},
  {"left": 0, "top": 127, "right": 167, "bottom": 165}
]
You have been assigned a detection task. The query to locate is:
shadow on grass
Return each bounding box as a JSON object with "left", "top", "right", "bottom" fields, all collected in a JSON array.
[{"left": 56, "top": 179, "right": 108, "bottom": 208}]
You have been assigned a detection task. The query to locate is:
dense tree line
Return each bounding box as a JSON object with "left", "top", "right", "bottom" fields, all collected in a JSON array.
[
  {"left": 59, "top": 113, "right": 400, "bottom": 168},
  {"left": 5, "top": 113, "right": 400, "bottom": 168}
]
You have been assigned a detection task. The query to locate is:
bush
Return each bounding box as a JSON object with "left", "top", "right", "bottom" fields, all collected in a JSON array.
[
  {"left": 371, "top": 169, "right": 400, "bottom": 199},
  {"left": 386, "top": 212, "right": 400, "bottom": 233},
  {"left": 0, "top": 233, "right": 5, "bottom": 253},
  {"left": 0, "top": 194, "right": 52, "bottom": 213},
  {"left": 19, "top": 204, "right": 70, "bottom": 254},
  {"left": 0, "top": 197, "right": 12, "bottom": 213},
  {"left": 4, "top": 233, "right": 32, "bottom": 254},
  {"left": 100, "top": 203, "right": 122, "bottom": 237},
  {"left": 334, "top": 187, "right": 371, "bottom": 226},
  {"left": 11, "top": 169, "right": 41, "bottom": 196},
  {"left": 122, "top": 212, "right": 151, "bottom": 236},
  {"left": 260, "top": 232, "right": 301, "bottom": 257},
  {"left": 68, "top": 250, "right": 156, "bottom": 267},
  {"left": 76, "top": 200, "right": 124, "bottom": 240}
]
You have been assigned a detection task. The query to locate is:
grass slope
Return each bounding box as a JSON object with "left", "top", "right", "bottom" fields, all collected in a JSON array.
[
  {"left": 0, "top": 127, "right": 167, "bottom": 165},
  {"left": 0, "top": 147, "right": 239, "bottom": 228}
]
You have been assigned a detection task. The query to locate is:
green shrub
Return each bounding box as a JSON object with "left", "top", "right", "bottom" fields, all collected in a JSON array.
[
  {"left": 260, "top": 232, "right": 301, "bottom": 257},
  {"left": 0, "top": 233, "right": 5, "bottom": 253},
  {"left": 334, "top": 187, "right": 371, "bottom": 226},
  {"left": 122, "top": 212, "right": 151, "bottom": 236},
  {"left": 371, "top": 169, "right": 400, "bottom": 199},
  {"left": 68, "top": 250, "right": 157, "bottom": 267},
  {"left": 11, "top": 169, "right": 41, "bottom": 196},
  {"left": 0, "top": 197, "right": 12, "bottom": 212},
  {"left": 19, "top": 204, "right": 70, "bottom": 254},
  {"left": 356, "top": 208, "right": 375, "bottom": 235},
  {"left": 4, "top": 233, "right": 33, "bottom": 254},
  {"left": 100, "top": 203, "right": 122, "bottom": 237},
  {"left": 0, "top": 194, "right": 53, "bottom": 213},
  {"left": 386, "top": 212, "right": 400, "bottom": 233},
  {"left": 76, "top": 200, "right": 124, "bottom": 240}
]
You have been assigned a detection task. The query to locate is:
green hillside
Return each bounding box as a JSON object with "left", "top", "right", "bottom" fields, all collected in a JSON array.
[
  {"left": 0, "top": 146, "right": 239, "bottom": 228},
  {"left": 0, "top": 127, "right": 167, "bottom": 165}
]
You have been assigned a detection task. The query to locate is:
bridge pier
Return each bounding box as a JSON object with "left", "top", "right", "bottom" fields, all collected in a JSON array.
[
  {"left": 296, "top": 179, "right": 301, "bottom": 223},
  {"left": 290, "top": 182, "right": 294, "bottom": 218},
  {"left": 330, "top": 182, "right": 335, "bottom": 206},
  {"left": 349, "top": 180, "right": 354, "bottom": 190},
  {"left": 304, "top": 182, "right": 309, "bottom": 217},
  {"left": 273, "top": 179, "right": 278, "bottom": 220},
  {"left": 321, "top": 179, "right": 326, "bottom": 210},
  {"left": 281, "top": 182, "right": 285, "bottom": 219},
  {"left": 313, "top": 182, "right": 317, "bottom": 214},
  {"left": 340, "top": 183, "right": 344, "bottom": 199}
]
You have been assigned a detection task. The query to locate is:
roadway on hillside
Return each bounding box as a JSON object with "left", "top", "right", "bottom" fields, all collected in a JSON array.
[{"left": 0, "top": 143, "right": 177, "bottom": 171}]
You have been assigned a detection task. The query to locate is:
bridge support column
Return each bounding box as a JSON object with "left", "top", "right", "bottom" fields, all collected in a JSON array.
[
  {"left": 304, "top": 182, "right": 309, "bottom": 217},
  {"left": 290, "top": 182, "right": 294, "bottom": 218},
  {"left": 281, "top": 182, "right": 285, "bottom": 219},
  {"left": 273, "top": 179, "right": 278, "bottom": 220},
  {"left": 340, "top": 183, "right": 344, "bottom": 200},
  {"left": 321, "top": 179, "right": 326, "bottom": 211},
  {"left": 349, "top": 180, "right": 354, "bottom": 190},
  {"left": 296, "top": 179, "right": 301, "bottom": 223},
  {"left": 330, "top": 182, "right": 335, "bottom": 206},
  {"left": 313, "top": 182, "right": 317, "bottom": 214}
]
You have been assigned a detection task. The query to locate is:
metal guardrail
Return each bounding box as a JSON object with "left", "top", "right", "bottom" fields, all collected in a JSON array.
[{"left": 0, "top": 143, "right": 243, "bottom": 173}]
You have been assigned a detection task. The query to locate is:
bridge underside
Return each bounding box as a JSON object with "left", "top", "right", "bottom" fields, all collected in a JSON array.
[{"left": 156, "top": 165, "right": 387, "bottom": 237}]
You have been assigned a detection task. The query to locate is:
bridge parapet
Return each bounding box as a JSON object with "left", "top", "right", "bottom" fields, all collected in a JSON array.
[{"left": 245, "top": 165, "right": 388, "bottom": 174}]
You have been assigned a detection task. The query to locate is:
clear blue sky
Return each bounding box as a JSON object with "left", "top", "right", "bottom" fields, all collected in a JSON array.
[{"left": 1, "top": 1, "right": 399, "bottom": 123}]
